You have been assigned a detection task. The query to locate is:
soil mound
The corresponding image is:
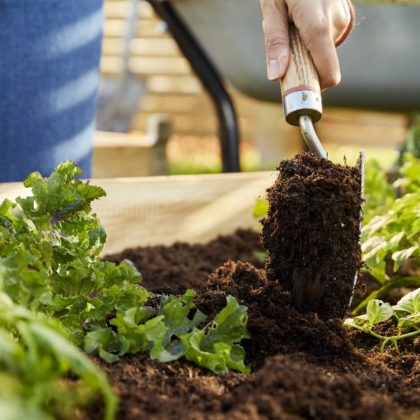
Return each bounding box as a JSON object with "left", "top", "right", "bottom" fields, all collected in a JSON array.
[
  {"left": 262, "top": 153, "right": 363, "bottom": 319},
  {"left": 100, "top": 231, "right": 419, "bottom": 420},
  {"left": 196, "top": 260, "right": 352, "bottom": 369},
  {"left": 105, "top": 229, "right": 263, "bottom": 294},
  {"left": 223, "top": 354, "right": 396, "bottom": 420}
]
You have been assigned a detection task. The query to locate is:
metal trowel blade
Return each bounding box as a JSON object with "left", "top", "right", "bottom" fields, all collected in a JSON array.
[{"left": 348, "top": 150, "right": 365, "bottom": 310}]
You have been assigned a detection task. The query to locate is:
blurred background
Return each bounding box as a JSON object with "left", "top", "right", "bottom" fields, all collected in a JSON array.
[{"left": 94, "top": 0, "right": 419, "bottom": 178}]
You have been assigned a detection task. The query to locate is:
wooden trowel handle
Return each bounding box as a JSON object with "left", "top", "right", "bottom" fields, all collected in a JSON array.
[{"left": 281, "top": 24, "right": 322, "bottom": 126}]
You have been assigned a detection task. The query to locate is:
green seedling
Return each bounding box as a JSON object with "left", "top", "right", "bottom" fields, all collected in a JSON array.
[{"left": 345, "top": 289, "right": 420, "bottom": 351}]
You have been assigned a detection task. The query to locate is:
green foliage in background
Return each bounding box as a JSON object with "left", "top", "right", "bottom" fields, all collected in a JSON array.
[
  {"left": 405, "top": 124, "right": 420, "bottom": 158},
  {"left": 355, "top": 152, "right": 420, "bottom": 312}
]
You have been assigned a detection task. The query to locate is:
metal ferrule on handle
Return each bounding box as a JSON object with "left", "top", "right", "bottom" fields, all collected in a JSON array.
[{"left": 283, "top": 90, "right": 322, "bottom": 126}]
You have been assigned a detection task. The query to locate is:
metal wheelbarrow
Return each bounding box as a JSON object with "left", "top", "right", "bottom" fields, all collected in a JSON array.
[{"left": 146, "top": 0, "right": 420, "bottom": 170}]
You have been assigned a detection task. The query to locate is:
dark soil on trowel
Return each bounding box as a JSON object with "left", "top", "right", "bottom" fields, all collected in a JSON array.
[
  {"left": 262, "top": 152, "right": 363, "bottom": 319},
  {"left": 94, "top": 154, "right": 418, "bottom": 420}
]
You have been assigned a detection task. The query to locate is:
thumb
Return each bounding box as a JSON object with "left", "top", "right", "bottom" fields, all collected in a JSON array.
[{"left": 260, "top": 0, "right": 289, "bottom": 80}]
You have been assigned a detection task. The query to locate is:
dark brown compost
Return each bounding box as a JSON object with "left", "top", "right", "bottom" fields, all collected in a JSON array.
[{"left": 262, "top": 153, "right": 363, "bottom": 318}]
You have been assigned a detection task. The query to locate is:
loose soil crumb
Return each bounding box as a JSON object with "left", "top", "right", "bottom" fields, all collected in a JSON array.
[{"left": 262, "top": 152, "right": 363, "bottom": 319}]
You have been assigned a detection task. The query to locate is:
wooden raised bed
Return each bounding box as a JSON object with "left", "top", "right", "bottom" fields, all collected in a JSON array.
[{"left": 0, "top": 172, "right": 272, "bottom": 254}]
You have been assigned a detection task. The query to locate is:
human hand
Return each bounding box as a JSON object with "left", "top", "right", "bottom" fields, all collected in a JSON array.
[{"left": 260, "top": 0, "right": 355, "bottom": 89}]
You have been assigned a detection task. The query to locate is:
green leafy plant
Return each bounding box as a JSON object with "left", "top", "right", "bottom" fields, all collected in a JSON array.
[
  {"left": 0, "top": 292, "right": 116, "bottom": 420},
  {"left": 0, "top": 162, "right": 250, "bottom": 375},
  {"left": 180, "top": 295, "right": 250, "bottom": 374},
  {"left": 362, "top": 159, "right": 395, "bottom": 221},
  {"left": 355, "top": 152, "right": 420, "bottom": 312},
  {"left": 345, "top": 289, "right": 420, "bottom": 351},
  {"left": 361, "top": 190, "right": 419, "bottom": 280},
  {"left": 87, "top": 290, "right": 250, "bottom": 374}
]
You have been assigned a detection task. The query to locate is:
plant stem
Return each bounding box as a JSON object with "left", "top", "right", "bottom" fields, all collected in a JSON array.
[
  {"left": 380, "top": 330, "right": 420, "bottom": 352},
  {"left": 346, "top": 322, "right": 420, "bottom": 351}
]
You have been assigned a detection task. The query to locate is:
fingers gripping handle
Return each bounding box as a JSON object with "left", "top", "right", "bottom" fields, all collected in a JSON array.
[
  {"left": 281, "top": 24, "right": 320, "bottom": 95},
  {"left": 281, "top": 25, "right": 322, "bottom": 126}
]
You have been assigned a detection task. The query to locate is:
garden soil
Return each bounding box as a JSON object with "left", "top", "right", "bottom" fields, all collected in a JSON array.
[{"left": 93, "top": 154, "right": 418, "bottom": 420}]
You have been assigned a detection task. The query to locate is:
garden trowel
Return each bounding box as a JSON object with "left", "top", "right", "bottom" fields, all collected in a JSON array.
[{"left": 280, "top": 25, "right": 365, "bottom": 314}]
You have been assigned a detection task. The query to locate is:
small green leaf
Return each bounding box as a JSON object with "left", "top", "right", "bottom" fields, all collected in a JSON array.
[
  {"left": 123, "top": 306, "right": 156, "bottom": 326},
  {"left": 393, "top": 288, "right": 420, "bottom": 316},
  {"left": 345, "top": 315, "right": 370, "bottom": 329},
  {"left": 181, "top": 296, "right": 250, "bottom": 374},
  {"left": 161, "top": 289, "right": 207, "bottom": 337},
  {"left": 366, "top": 299, "right": 393, "bottom": 325},
  {"left": 388, "top": 231, "right": 405, "bottom": 247},
  {"left": 252, "top": 197, "right": 269, "bottom": 220},
  {"left": 397, "top": 312, "right": 420, "bottom": 330},
  {"left": 392, "top": 246, "right": 418, "bottom": 270},
  {"left": 84, "top": 327, "right": 125, "bottom": 363},
  {"left": 144, "top": 316, "right": 182, "bottom": 362},
  {"left": 253, "top": 251, "right": 268, "bottom": 264}
]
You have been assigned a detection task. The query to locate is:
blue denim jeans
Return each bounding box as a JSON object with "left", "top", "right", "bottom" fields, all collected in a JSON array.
[{"left": 0, "top": 0, "right": 103, "bottom": 182}]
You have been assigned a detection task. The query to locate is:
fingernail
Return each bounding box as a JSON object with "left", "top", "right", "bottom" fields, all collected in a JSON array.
[{"left": 268, "top": 59, "right": 280, "bottom": 80}]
